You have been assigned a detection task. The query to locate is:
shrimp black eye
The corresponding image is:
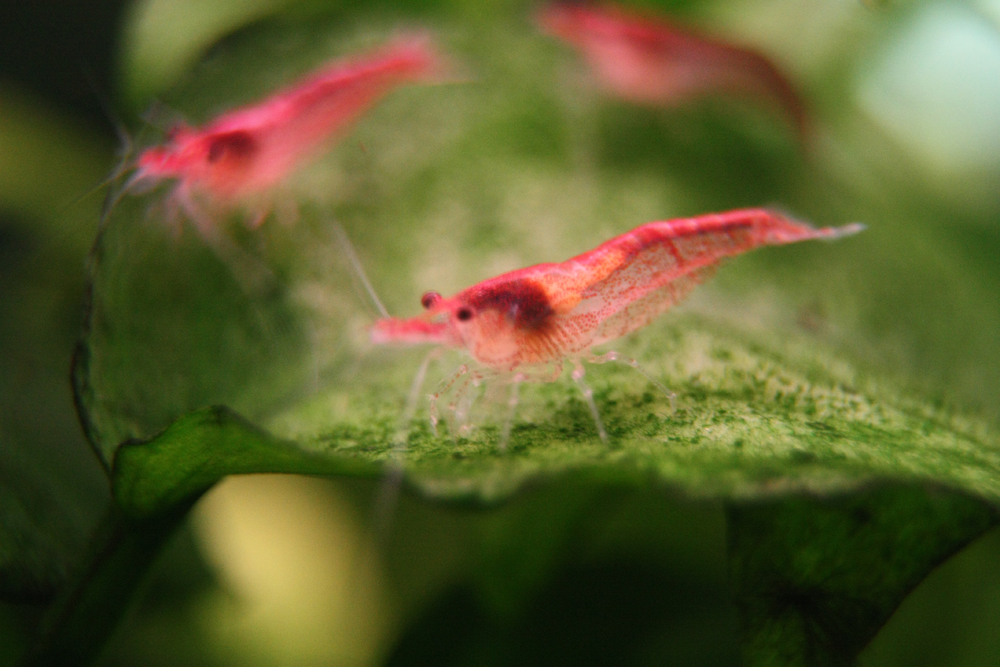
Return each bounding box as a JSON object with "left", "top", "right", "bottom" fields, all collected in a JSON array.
[
  {"left": 456, "top": 306, "right": 473, "bottom": 322},
  {"left": 421, "top": 291, "right": 441, "bottom": 309}
]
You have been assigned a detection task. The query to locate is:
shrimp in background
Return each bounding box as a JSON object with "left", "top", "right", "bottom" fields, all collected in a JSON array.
[
  {"left": 372, "top": 209, "right": 862, "bottom": 444},
  {"left": 536, "top": 2, "right": 809, "bottom": 141},
  {"left": 128, "top": 34, "right": 444, "bottom": 235}
]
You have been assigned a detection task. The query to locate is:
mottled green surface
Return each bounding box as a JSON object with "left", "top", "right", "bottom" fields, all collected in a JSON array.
[{"left": 279, "top": 316, "right": 1000, "bottom": 505}]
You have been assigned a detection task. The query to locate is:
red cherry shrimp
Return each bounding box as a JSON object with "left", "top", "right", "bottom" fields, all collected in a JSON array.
[
  {"left": 99, "top": 34, "right": 446, "bottom": 293},
  {"left": 371, "top": 208, "right": 863, "bottom": 446},
  {"left": 536, "top": 2, "right": 810, "bottom": 142},
  {"left": 126, "top": 34, "right": 445, "bottom": 235}
]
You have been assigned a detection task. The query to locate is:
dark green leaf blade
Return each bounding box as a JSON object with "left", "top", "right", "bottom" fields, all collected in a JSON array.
[{"left": 728, "top": 485, "right": 997, "bottom": 667}]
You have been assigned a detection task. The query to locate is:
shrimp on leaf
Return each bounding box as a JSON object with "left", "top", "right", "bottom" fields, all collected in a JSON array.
[{"left": 372, "top": 208, "right": 862, "bottom": 446}]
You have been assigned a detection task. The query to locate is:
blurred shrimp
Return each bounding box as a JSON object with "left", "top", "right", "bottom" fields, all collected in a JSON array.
[
  {"left": 129, "top": 34, "right": 445, "bottom": 234},
  {"left": 103, "top": 35, "right": 446, "bottom": 294},
  {"left": 537, "top": 2, "right": 809, "bottom": 141}
]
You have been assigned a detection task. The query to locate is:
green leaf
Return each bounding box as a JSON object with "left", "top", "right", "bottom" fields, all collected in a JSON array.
[
  {"left": 70, "top": 6, "right": 1000, "bottom": 665},
  {"left": 728, "top": 486, "right": 996, "bottom": 667},
  {"left": 112, "top": 405, "right": 377, "bottom": 520}
]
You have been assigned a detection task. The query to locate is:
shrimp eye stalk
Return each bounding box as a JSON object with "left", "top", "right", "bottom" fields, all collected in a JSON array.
[{"left": 421, "top": 291, "right": 442, "bottom": 309}]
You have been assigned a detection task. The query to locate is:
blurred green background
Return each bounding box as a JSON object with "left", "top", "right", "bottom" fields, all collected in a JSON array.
[{"left": 3, "top": 0, "right": 1000, "bottom": 665}]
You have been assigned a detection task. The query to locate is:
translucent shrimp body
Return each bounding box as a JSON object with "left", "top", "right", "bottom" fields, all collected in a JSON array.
[
  {"left": 133, "top": 36, "right": 442, "bottom": 215},
  {"left": 119, "top": 36, "right": 443, "bottom": 293},
  {"left": 373, "top": 209, "right": 862, "bottom": 370},
  {"left": 372, "top": 209, "right": 862, "bottom": 442}
]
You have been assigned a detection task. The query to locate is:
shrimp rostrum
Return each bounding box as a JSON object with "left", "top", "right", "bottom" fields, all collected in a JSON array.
[{"left": 371, "top": 208, "right": 862, "bottom": 445}]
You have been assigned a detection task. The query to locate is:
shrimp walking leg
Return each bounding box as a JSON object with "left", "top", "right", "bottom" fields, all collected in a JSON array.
[
  {"left": 373, "top": 351, "right": 441, "bottom": 542},
  {"left": 587, "top": 351, "right": 675, "bottom": 411},
  {"left": 399, "top": 349, "right": 440, "bottom": 439},
  {"left": 371, "top": 458, "right": 405, "bottom": 541},
  {"left": 449, "top": 370, "right": 484, "bottom": 436},
  {"left": 430, "top": 364, "right": 469, "bottom": 436},
  {"left": 174, "top": 186, "right": 278, "bottom": 294},
  {"left": 499, "top": 373, "right": 526, "bottom": 452},
  {"left": 572, "top": 359, "right": 607, "bottom": 441}
]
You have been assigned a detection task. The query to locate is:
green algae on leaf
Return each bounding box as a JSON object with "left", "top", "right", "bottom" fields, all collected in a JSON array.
[{"left": 263, "top": 315, "right": 1000, "bottom": 509}]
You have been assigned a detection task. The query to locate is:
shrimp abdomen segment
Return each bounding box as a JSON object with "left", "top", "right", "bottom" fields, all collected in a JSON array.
[
  {"left": 204, "top": 38, "right": 440, "bottom": 198},
  {"left": 588, "top": 266, "right": 715, "bottom": 346},
  {"left": 553, "top": 209, "right": 859, "bottom": 346}
]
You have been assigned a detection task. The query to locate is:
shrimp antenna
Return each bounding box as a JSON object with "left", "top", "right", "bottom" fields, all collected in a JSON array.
[
  {"left": 62, "top": 68, "right": 164, "bottom": 236},
  {"left": 62, "top": 69, "right": 139, "bottom": 220},
  {"left": 330, "top": 220, "right": 389, "bottom": 318},
  {"left": 92, "top": 100, "right": 199, "bottom": 232},
  {"left": 66, "top": 145, "right": 135, "bottom": 228}
]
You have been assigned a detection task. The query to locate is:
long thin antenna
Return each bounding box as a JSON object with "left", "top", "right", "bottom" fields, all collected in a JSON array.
[
  {"left": 330, "top": 220, "right": 389, "bottom": 318},
  {"left": 65, "top": 67, "right": 144, "bottom": 234}
]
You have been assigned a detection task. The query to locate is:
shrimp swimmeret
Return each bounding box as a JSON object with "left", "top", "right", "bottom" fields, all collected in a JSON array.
[
  {"left": 371, "top": 208, "right": 863, "bottom": 445},
  {"left": 128, "top": 34, "right": 443, "bottom": 234}
]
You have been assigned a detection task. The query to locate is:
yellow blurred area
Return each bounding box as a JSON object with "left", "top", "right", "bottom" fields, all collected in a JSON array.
[{"left": 192, "top": 475, "right": 394, "bottom": 666}]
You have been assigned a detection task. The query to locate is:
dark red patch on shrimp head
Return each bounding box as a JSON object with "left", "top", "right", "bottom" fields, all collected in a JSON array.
[
  {"left": 464, "top": 279, "right": 554, "bottom": 331},
  {"left": 206, "top": 130, "right": 258, "bottom": 164}
]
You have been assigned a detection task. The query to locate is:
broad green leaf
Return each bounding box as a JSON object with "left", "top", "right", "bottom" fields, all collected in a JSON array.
[
  {"left": 92, "top": 400, "right": 999, "bottom": 667},
  {"left": 280, "top": 316, "right": 1000, "bottom": 506},
  {"left": 69, "top": 4, "right": 1000, "bottom": 665},
  {"left": 857, "top": 526, "right": 1000, "bottom": 666}
]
